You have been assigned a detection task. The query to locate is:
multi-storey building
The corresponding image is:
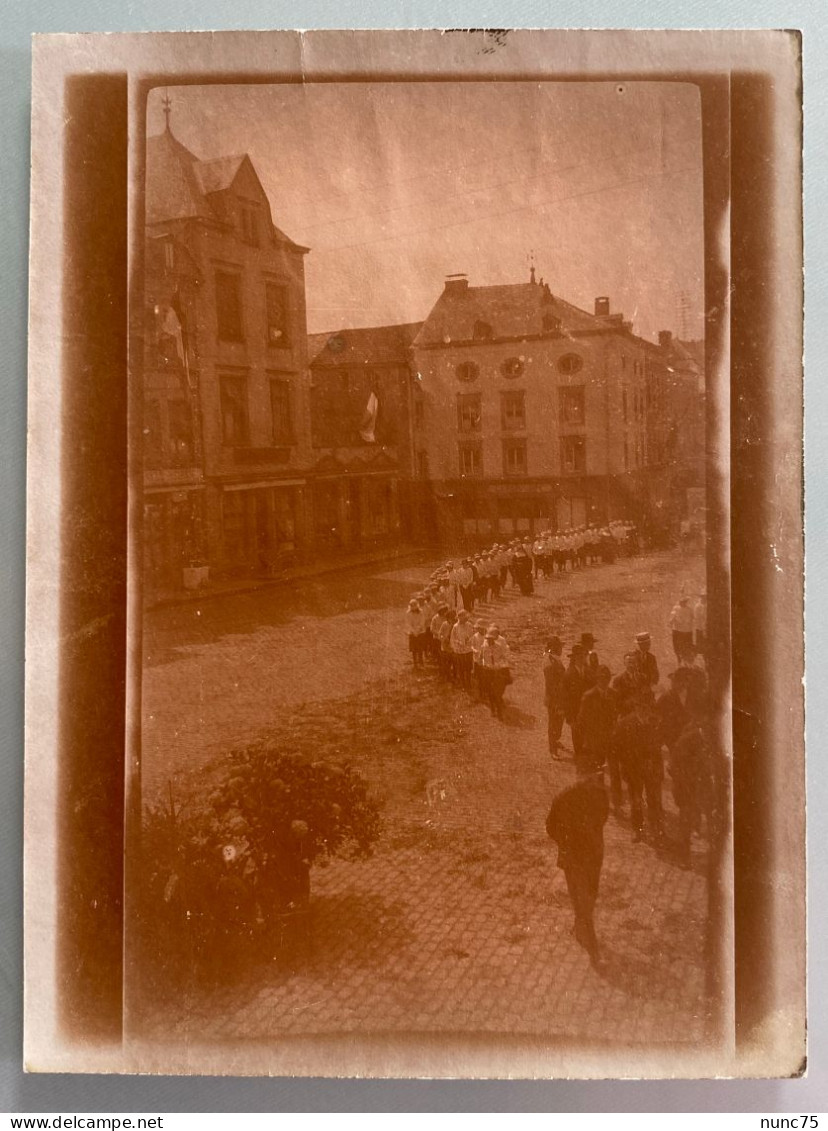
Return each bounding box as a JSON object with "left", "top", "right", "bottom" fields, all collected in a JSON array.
[
  {"left": 410, "top": 274, "right": 656, "bottom": 545},
  {"left": 306, "top": 322, "right": 422, "bottom": 550},
  {"left": 143, "top": 122, "right": 315, "bottom": 591}
]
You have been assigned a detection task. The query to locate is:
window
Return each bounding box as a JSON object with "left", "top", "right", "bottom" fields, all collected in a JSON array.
[
  {"left": 168, "top": 399, "right": 195, "bottom": 464},
  {"left": 501, "top": 390, "right": 526, "bottom": 431},
  {"left": 220, "top": 374, "right": 249, "bottom": 445},
  {"left": 240, "top": 203, "right": 259, "bottom": 246},
  {"left": 414, "top": 397, "right": 425, "bottom": 430},
  {"left": 622, "top": 386, "right": 628, "bottom": 424},
  {"left": 222, "top": 491, "right": 247, "bottom": 560},
  {"left": 543, "top": 312, "right": 561, "bottom": 333},
  {"left": 270, "top": 378, "right": 293, "bottom": 444},
  {"left": 473, "top": 319, "right": 494, "bottom": 341},
  {"left": 558, "top": 353, "right": 583, "bottom": 376},
  {"left": 164, "top": 241, "right": 175, "bottom": 270},
  {"left": 456, "top": 360, "right": 479, "bottom": 382},
  {"left": 417, "top": 450, "right": 429, "bottom": 479},
  {"left": 503, "top": 438, "right": 527, "bottom": 476},
  {"left": 459, "top": 443, "right": 482, "bottom": 477},
  {"left": 624, "top": 436, "right": 629, "bottom": 470},
  {"left": 561, "top": 435, "right": 587, "bottom": 474},
  {"left": 559, "top": 387, "right": 585, "bottom": 426},
  {"left": 144, "top": 399, "right": 163, "bottom": 466},
  {"left": 457, "top": 393, "right": 482, "bottom": 433},
  {"left": 215, "top": 271, "right": 243, "bottom": 341},
  {"left": 500, "top": 356, "right": 524, "bottom": 379},
  {"left": 266, "top": 283, "right": 291, "bottom": 348}
]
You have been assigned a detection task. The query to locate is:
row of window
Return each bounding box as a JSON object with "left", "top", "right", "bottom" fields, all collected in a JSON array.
[
  {"left": 215, "top": 271, "right": 292, "bottom": 349},
  {"left": 456, "top": 388, "right": 585, "bottom": 433},
  {"left": 456, "top": 353, "right": 582, "bottom": 383},
  {"left": 457, "top": 436, "right": 587, "bottom": 478},
  {"left": 219, "top": 374, "right": 293, "bottom": 447}
]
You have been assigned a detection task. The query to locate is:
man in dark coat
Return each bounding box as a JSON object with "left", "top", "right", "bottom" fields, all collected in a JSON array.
[
  {"left": 668, "top": 717, "right": 714, "bottom": 868},
  {"left": 543, "top": 636, "right": 567, "bottom": 760},
  {"left": 512, "top": 547, "right": 534, "bottom": 595},
  {"left": 576, "top": 664, "right": 617, "bottom": 773},
  {"left": 632, "top": 630, "right": 660, "bottom": 689},
  {"left": 563, "top": 643, "right": 590, "bottom": 760},
  {"left": 612, "top": 693, "right": 665, "bottom": 843},
  {"left": 656, "top": 668, "right": 693, "bottom": 752},
  {"left": 612, "top": 652, "right": 646, "bottom": 717},
  {"left": 546, "top": 767, "right": 609, "bottom": 962}
]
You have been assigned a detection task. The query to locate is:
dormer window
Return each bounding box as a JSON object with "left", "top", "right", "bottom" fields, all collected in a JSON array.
[
  {"left": 240, "top": 203, "right": 259, "bottom": 247},
  {"left": 543, "top": 312, "right": 561, "bottom": 333},
  {"left": 473, "top": 319, "right": 493, "bottom": 341}
]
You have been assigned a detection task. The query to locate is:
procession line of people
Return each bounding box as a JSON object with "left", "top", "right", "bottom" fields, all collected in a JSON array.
[{"left": 403, "top": 543, "right": 713, "bottom": 968}]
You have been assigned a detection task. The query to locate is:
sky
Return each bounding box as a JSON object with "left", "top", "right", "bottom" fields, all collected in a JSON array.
[{"left": 147, "top": 81, "right": 706, "bottom": 341}]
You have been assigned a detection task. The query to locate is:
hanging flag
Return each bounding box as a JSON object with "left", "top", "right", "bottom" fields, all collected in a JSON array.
[
  {"left": 157, "top": 305, "right": 184, "bottom": 366},
  {"left": 359, "top": 391, "right": 379, "bottom": 443}
]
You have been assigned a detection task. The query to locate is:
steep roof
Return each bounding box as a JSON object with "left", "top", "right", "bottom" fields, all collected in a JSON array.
[
  {"left": 145, "top": 128, "right": 307, "bottom": 251},
  {"left": 412, "top": 278, "right": 627, "bottom": 348},
  {"left": 193, "top": 154, "right": 247, "bottom": 196},
  {"left": 146, "top": 128, "right": 214, "bottom": 224},
  {"left": 308, "top": 321, "right": 423, "bottom": 367}
]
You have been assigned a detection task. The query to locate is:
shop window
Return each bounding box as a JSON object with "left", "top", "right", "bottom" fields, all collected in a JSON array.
[
  {"left": 559, "top": 386, "right": 585, "bottom": 426},
  {"left": 270, "top": 378, "right": 293, "bottom": 444},
  {"left": 220, "top": 374, "right": 249, "bottom": 445},
  {"left": 561, "top": 435, "right": 587, "bottom": 474},
  {"left": 457, "top": 392, "right": 482, "bottom": 433},
  {"left": 503, "top": 438, "right": 527, "bottom": 476},
  {"left": 501, "top": 390, "right": 526, "bottom": 431},
  {"left": 222, "top": 491, "right": 247, "bottom": 560},
  {"left": 459, "top": 443, "right": 482, "bottom": 477},
  {"left": 215, "top": 271, "right": 243, "bottom": 341},
  {"left": 266, "top": 282, "right": 291, "bottom": 348}
]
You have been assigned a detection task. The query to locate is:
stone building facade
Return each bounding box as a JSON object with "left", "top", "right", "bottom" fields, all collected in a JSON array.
[{"left": 410, "top": 275, "right": 659, "bottom": 545}]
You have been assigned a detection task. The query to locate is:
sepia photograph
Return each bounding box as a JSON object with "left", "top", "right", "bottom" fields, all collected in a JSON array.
[
  {"left": 23, "top": 28, "right": 804, "bottom": 1082},
  {"left": 130, "top": 75, "right": 726, "bottom": 1064}
]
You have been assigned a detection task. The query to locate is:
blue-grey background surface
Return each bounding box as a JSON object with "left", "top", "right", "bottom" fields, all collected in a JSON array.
[{"left": 1, "top": 1, "right": 820, "bottom": 1113}]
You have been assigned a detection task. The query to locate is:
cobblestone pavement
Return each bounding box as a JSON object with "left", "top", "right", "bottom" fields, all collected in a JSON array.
[{"left": 137, "top": 547, "right": 714, "bottom": 1048}]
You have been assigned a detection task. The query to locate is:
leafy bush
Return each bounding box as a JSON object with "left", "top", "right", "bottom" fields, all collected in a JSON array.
[{"left": 137, "top": 747, "right": 382, "bottom": 985}]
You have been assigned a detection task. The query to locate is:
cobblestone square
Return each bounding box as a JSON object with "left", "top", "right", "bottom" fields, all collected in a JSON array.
[{"left": 135, "top": 546, "right": 717, "bottom": 1052}]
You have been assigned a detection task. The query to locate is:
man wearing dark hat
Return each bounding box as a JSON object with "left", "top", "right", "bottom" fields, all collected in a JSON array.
[
  {"left": 543, "top": 636, "right": 567, "bottom": 759},
  {"left": 546, "top": 764, "right": 609, "bottom": 963},
  {"left": 632, "top": 631, "right": 660, "bottom": 689},
  {"left": 576, "top": 664, "right": 617, "bottom": 772},
  {"left": 657, "top": 667, "right": 693, "bottom": 741},
  {"left": 612, "top": 691, "right": 665, "bottom": 843}
]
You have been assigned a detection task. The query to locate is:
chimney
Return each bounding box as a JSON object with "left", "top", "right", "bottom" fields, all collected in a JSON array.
[
  {"left": 659, "top": 330, "right": 673, "bottom": 350},
  {"left": 444, "top": 274, "right": 469, "bottom": 294},
  {"left": 594, "top": 296, "right": 610, "bottom": 316}
]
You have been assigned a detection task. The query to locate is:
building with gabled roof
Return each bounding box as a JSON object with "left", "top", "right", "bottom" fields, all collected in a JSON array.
[
  {"left": 142, "top": 119, "right": 316, "bottom": 592},
  {"left": 410, "top": 273, "right": 667, "bottom": 544},
  {"left": 306, "top": 322, "right": 424, "bottom": 549}
]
